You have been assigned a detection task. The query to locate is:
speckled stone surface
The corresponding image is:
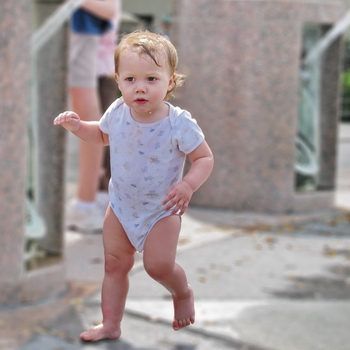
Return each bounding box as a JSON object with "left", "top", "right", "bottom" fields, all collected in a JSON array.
[
  {"left": 0, "top": 0, "right": 67, "bottom": 306},
  {"left": 0, "top": 0, "right": 31, "bottom": 304},
  {"left": 172, "top": 0, "right": 344, "bottom": 213},
  {"left": 34, "top": 0, "right": 68, "bottom": 255}
]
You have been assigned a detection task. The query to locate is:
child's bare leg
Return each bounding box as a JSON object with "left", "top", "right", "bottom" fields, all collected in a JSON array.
[
  {"left": 143, "top": 215, "right": 195, "bottom": 331},
  {"left": 80, "top": 207, "right": 135, "bottom": 341}
]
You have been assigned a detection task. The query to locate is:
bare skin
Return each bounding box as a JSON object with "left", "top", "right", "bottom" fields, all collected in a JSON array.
[
  {"left": 80, "top": 206, "right": 134, "bottom": 341},
  {"left": 80, "top": 324, "right": 121, "bottom": 342},
  {"left": 54, "top": 110, "right": 210, "bottom": 341},
  {"left": 54, "top": 32, "right": 213, "bottom": 342},
  {"left": 143, "top": 215, "right": 195, "bottom": 331},
  {"left": 79, "top": 212, "right": 194, "bottom": 342},
  {"left": 69, "top": 87, "right": 104, "bottom": 203},
  {"left": 172, "top": 285, "right": 195, "bottom": 330},
  {"left": 54, "top": 110, "right": 211, "bottom": 342}
]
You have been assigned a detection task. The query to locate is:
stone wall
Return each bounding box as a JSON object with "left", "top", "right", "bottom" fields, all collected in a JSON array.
[
  {"left": 0, "top": 0, "right": 30, "bottom": 305},
  {"left": 0, "top": 0, "right": 67, "bottom": 306},
  {"left": 173, "top": 0, "right": 344, "bottom": 213}
]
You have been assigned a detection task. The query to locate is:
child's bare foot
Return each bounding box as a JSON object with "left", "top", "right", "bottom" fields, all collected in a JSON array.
[
  {"left": 172, "top": 285, "right": 195, "bottom": 331},
  {"left": 80, "top": 323, "right": 121, "bottom": 342}
]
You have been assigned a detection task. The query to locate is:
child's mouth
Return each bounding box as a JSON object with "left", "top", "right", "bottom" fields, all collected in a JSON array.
[{"left": 135, "top": 98, "right": 147, "bottom": 105}]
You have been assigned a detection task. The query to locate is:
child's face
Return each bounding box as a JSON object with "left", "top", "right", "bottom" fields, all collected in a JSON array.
[{"left": 116, "top": 49, "right": 174, "bottom": 121}]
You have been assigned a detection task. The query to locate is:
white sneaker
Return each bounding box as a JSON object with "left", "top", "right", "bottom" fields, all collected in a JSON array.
[
  {"left": 96, "top": 191, "right": 110, "bottom": 213},
  {"left": 65, "top": 199, "right": 105, "bottom": 232}
]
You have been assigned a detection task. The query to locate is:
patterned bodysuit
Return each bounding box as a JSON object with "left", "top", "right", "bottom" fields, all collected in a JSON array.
[{"left": 99, "top": 97, "right": 204, "bottom": 252}]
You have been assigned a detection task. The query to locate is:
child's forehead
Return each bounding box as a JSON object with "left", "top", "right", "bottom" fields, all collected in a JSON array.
[
  {"left": 122, "top": 47, "right": 167, "bottom": 60},
  {"left": 120, "top": 48, "right": 168, "bottom": 68}
]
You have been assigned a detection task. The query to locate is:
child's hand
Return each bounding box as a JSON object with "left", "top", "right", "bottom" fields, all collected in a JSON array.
[
  {"left": 162, "top": 181, "right": 194, "bottom": 216},
  {"left": 54, "top": 111, "right": 80, "bottom": 132}
]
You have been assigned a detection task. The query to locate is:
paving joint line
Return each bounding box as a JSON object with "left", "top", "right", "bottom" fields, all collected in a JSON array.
[{"left": 124, "top": 308, "right": 275, "bottom": 350}]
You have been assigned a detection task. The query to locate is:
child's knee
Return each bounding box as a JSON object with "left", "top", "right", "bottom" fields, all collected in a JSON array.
[
  {"left": 104, "top": 253, "right": 134, "bottom": 275},
  {"left": 144, "top": 259, "right": 173, "bottom": 282}
]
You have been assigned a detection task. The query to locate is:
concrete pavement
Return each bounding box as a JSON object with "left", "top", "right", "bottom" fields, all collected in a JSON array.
[
  {"left": 1, "top": 123, "right": 350, "bottom": 350},
  {"left": 16, "top": 207, "right": 350, "bottom": 350}
]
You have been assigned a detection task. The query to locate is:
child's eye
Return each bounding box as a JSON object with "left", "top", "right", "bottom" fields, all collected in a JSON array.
[
  {"left": 148, "top": 77, "right": 157, "bottom": 82},
  {"left": 126, "top": 77, "right": 134, "bottom": 82}
]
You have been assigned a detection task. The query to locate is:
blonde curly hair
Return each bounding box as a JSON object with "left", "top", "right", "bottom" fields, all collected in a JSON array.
[{"left": 114, "top": 31, "right": 185, "bottom": 101}]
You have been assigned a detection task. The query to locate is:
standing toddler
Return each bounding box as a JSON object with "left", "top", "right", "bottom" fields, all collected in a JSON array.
[{"left": 54, "top": 30, "right": 214, "bottom": 342}]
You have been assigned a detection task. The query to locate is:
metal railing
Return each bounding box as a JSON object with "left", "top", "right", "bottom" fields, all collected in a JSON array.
[
  {"left": 27, "top": 0, "right": 85, "bottom": 262},
  {"left": 296, "top": 10, "right": 350, "bottom": 178}
]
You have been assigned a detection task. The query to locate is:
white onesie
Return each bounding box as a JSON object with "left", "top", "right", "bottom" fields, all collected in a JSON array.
[{"left": 99, "top": 97, "right": 205, "bottom": 252}]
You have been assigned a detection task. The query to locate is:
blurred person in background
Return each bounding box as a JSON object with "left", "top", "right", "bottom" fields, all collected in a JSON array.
[
  {"left": 67, "top": 0, "right": 121, "bottom": 231},
  {"left": 159, "top": 14, "right": 172, "bottom": 40}
]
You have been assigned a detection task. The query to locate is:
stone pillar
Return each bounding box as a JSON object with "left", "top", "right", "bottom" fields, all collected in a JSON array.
[
  {"left": 0, "top": 0, "right": 30, "bottom": 305},
  {"left": 318, "top": 38, "right": 343, "bottom": 191},
  {"left": 0, "top": 0, "right": 68, "bottom": 306},
  {"left": 173, "top": 0, "right": 344, "bottom": 213},
  {"left": 32, "top": 0, "right": 67, "bottom": 254}
]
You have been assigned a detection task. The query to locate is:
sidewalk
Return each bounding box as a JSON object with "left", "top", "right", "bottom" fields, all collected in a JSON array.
[{"left": 1, "top": 124, "right": 350, "bottom": 350}]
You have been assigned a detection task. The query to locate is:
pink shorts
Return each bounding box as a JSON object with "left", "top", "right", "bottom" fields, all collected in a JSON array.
[{"left": 68, "top": 32, "right": 99, "bottom": 88}]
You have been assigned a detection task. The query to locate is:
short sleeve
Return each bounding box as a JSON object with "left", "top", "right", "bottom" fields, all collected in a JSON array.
[
  {"left": 99, "top": 97, "right": 124, "bottom": 134},
  {"left": 172, "top": 110, "right": 205, "bottom": 154}
]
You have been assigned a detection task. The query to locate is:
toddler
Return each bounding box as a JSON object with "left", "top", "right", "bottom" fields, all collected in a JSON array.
[{"left": 54, "top": 30, "right": 214, "bottom": 342}]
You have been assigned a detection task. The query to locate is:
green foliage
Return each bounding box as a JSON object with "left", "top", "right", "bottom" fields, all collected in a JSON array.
[{"left": 341, "top": 69, "right": 350, "bottom": 122}]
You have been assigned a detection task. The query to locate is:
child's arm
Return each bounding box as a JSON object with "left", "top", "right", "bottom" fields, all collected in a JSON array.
[
  {"left": 53, "top": 111, "right": 109, "bottom": 145},
  {"left": 163, "top": 140, "right": 214, "bottom": 215}
]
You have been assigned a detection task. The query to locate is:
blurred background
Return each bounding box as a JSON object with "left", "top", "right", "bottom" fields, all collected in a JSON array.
[{"left": 1, "top": 0, "right": 350, "bottom": 349}]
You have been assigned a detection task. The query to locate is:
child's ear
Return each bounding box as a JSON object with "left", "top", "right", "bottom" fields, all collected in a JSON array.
[
  {"left": 115, "top": 74, "right": 121, "bottom": 89},
  {"left": 168, "top": 74, "right": 175, "bottom": 88}
]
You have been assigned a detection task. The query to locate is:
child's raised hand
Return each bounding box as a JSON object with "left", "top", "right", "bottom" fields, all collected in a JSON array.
[
  {"left": 54, "top": 111, "right": 80, "bottom": 132},
  {"left": 162, "top": 181, "right": 194, "bottom": 216}
]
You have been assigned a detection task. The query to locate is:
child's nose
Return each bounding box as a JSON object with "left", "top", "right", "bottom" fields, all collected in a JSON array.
[{"left": 135, "top": 83, "right": 146, "bottom": 93}]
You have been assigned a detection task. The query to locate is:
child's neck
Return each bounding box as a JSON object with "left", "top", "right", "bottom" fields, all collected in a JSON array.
[{"left": 130, "top": 103, "right": 169, "bottom": 124}]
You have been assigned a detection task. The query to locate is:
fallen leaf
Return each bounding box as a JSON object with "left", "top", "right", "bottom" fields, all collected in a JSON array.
[{"left": 265, "top": 236, "right": 276, "bottom": 244}]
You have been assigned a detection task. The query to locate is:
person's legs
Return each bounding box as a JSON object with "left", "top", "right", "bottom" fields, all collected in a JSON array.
[
  {"left": 69, "top": 86, "right": 104, "bottom": 202},
  {"left": 80, "top": 206, "right": 136, "bottom": 341},
  {"left": 66, "top": 34, "right": 107, "bottom": 230},
  {"left": 97, "top": 76, "right": 119, "bottom": 191},
  {"left": 143, "top": 215, "right": 195, "bottom": 331}
]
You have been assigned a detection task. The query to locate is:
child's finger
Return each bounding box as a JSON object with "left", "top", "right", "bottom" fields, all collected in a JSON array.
[
  {"left": 54, "top": 111, "right": 76, "bottom": 124},
  {"left": 171, "top": 199, "right": 188, "bottom": 216},
  {"left": 53, "top": 116, "right": 62, "bottom": 125},
  {"left": 54, "top": 113, "right": 66, "bottom": 125},
  {"left": 162, "top": 192, "right": 173, "bottom": 207},
  {"left": 164, "top": 198, "right": 174, "bottom": 212}
]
